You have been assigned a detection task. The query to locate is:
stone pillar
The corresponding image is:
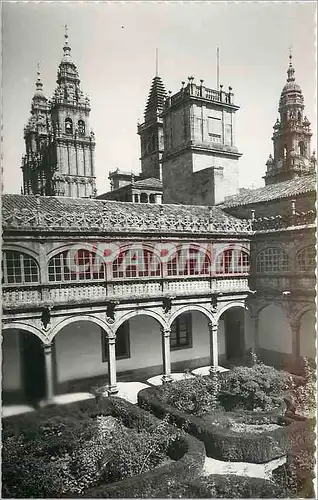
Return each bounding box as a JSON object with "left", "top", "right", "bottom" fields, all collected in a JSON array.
[
  {"left": 43, "top": 343, "right": 54, "bottom": 405},
  {"left": 208, "top": 322, "right": 218, "bottom": 371},
  {"left": 250, "top": 314, "right": 259, "bottom": 354},
  {"left": 291, "top": 320, "right": 301, "bottom": 359},
  {"left": 107, "top": 336, "right": 118, "bottom": 394},
  {"left": 161, "top": 327, "right": 173, "bottom": 383}
]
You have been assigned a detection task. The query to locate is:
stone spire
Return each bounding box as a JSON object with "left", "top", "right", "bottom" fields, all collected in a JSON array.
[{"left": 144, "top": 75, "right": 167, "bottom": 123}]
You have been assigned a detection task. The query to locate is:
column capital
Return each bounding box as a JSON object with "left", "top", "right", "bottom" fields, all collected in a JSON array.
[
  {"left": 107, "top": 336, "right": 116, "bottom": 345},
  {"left": 208, "top": 321, "right": 218, "bottom": 331},
  {"left": 161, "top": 327, "right": 171, "bottom": 338},
  {"left": 42, "top": 342, "right": 53, "bottom": 353},
  {"left": 290, "top": 320, "right": 301, "bottom": 330}
]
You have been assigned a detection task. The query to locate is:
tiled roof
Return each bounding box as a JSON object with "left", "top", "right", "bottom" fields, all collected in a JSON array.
[
  {"left": 2, "top": 194, "right": 251, "bottom": 235},
  {"left": 219, "top": 175, "right": 316, "bottom": 208},
  {"left": 132, "top": 177, "right": 162, "bottom": 189}
]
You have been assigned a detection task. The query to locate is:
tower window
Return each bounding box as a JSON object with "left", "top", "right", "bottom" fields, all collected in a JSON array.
[
  {"left": 283, "top": 146, "right": 288, "bottom": 159},
  {"left": 65, "top": 118, "right": 73, "bottom": 135},
  {"left": 78, "top": 120, "right": 85, "bottom": 136},
  {"left": 299, "top": 142, "right": 306, "bottom": 156}
]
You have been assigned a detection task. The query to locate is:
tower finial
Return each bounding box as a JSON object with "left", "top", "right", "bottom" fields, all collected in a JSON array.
[
  {"left": 287, "top": 46, "right": 295, "bottom": 82},
  {"left": 63, "top": 23, "right": 71, "bottom": 58},
  {"left": 155, "top": 48, "right": 159, "bottom": 77},
  {"left": 35, "top": 62, "right": 43, "bottom": 92}
]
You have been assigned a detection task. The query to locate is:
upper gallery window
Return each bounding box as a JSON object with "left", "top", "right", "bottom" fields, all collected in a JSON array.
[
  {"left": 65, "top": 117, "right": 73, "bottom": 135},
  {"left": 2, "top": 251, "right": 39, "bottom": 285},
  {"left": 48, "top": 249, "right": 105, "bottom": 282},
  {"left": 297, "top": 246, "right": 315, "bottom": 272},
  {"left": 112, "top": 248, "right": 161, "bottom": 279},
  {"left": 256, "top": 247, "right": 288, "bottom": 273},
  {"left": 167, "top": 247, "right": 210, "bottom": 276},
  {"left": 215, "top": 249, "right": 249, "bottom": 274}
]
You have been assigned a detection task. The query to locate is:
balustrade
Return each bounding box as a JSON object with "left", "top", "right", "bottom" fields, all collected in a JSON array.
[
  {"left": 2, "top": 276, "right": 250, "bottom": 310},
  {"left": 250, "top": 274, "right": 315, "bottom": 293}
]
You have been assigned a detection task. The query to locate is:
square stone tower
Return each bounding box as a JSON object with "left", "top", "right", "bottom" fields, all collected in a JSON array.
[{"left": 162, "top": 77, "right": 242, "bottom": 205}]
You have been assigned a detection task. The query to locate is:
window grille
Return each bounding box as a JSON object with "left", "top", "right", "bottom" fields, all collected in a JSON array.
[
  {"left": 170, "top": 313, "right": 192, "bottom": 349},
  {"left": 112, "top": 248, "right": 161, "bottom": 279},
  {"left": 256, "top": 247, "right": 288, "bottom": 273},
  {"left": 167, "top": 247, "right": 210, "bottom": 276},
  {"left": 48, "top": 249, "right": 105, "bottom": 282},
  {"left": 3, "top": 251, "right": 39, "bottom": 285},
  {"left": 297, "top": 246, "right": 315, "bottom": 271},
  {"left": 216, "top": 249, "right": 249, "bottom": 274}
]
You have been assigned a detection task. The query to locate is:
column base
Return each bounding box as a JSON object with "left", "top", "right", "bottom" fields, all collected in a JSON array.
[
  {"left": 38, "top": 398, "right": 56, "bottom": 408},
  {"left": 107, "top": 385, "right": 119, "bottom": 395},
  {"left": 161, "top": 374, "right": 173, "bottom": 384},
  {"left": 209, "top": 365, "right": 218, "bottom": 375}
]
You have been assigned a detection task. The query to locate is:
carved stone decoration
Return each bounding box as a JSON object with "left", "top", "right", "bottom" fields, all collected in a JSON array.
[
  {"left": 41, "top": 305, "right": 52, "bottom": 331},
  {"left": 163, "top": 296, "right": 175, "bottom": 314},
  {"left": 106, "top": 300, "right": 120, "bottom": 321}
]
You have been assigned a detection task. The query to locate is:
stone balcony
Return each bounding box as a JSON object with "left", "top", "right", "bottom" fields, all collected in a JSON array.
[
  {"left": 2, "top": 276, "right": 250, "bottom": 311},
  {"left": 250, "top": 274, "right": 316, "bottom": 295}
]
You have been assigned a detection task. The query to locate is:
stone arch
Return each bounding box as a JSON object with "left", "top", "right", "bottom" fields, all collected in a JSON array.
[
  {"left": 298, "top": 308, "right": 316, "bottom": 359},
  {"left": 49, "top": 314, "right": 112, "bottom": 342},
  {"left": 215, "top": 301, "right": 247, "bottom": 323},
  {"left": 258, "top": 303, "right": 292, "bottom": 358},
  {"left": 114, "top": 309, "right": 167, "bottom": 333},
  {"left": 169, "top": 304, "right": 214, "bottom": 327},
  {"left": 2, "top": 322, "right": 48, "bottom": 344},
  {"left": 2, "top": 244, "right": 40, "bottom": 261},
  {"left": 46, "top": 242, "right": 107, "bottom": 264}
]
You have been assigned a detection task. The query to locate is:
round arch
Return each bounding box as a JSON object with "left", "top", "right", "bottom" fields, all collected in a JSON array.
[
  {"left": 49, "top": 314, "right": 113, "bottom": 341},
  {"left": 216, "top": 301, "right": 247, "bottom": 323},
  {"left": 114, "top": 309, "right": 167, "bottom": 333},
  {"left": 295, "top": 306, "right": 316, "bottom": 324},
  {"left": 46, "top": 242, "right": 107, "bottom": 264},
  {"left": 169, "top": 304, "right": 214, "bottom": 327},
  {"left": 2, "top": 322, "right": 48, "bottom": 344},
  {"left": 2, "top": 245, "right": 40, "bottom": 261}
]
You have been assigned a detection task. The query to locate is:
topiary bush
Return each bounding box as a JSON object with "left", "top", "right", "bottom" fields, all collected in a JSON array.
[
  {"left": 219, "top": 363, "right": 287, "bottom": 412},
  {"left": 159, "top": 374, "right": 221, "bottom": 416},
  {"left": 2, "top": 397, "right": 205, "bottom": 498},
  {"left": 156, "top": 474, "right": 289, "bottom": 498}
]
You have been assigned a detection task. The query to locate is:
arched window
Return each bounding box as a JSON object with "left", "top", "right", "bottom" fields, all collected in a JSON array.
[
  {"left": 112, "top": 248, "right": 161, "bottom": 279},
  {"left": 167, "top": 247, "right": 210, "bottom": 276},
  {"left": 299, "top": 141, "right": 306, "bottom": 156},
  {"left": 65, "top": 117, "right": 73, "bottom": 135},
  {"left": 297, "top": 246, "right": 315, "bottom": 272},
  {"left": 2, "top": 251, "right": 39, "bottom": 285},
  {"left": 297, "top": 111, "right": 302, "bottom": 122},
  {"left": 215, "top": 249, "right": 249, "bottom": 275},
  {"left": 78, "top": 119, "right": 85, "bottom": 136},
  {"left": 48, "top": 249, "right": 105, "bottom": 282},
  {"left": 256, "top": 247, "right": 288, "bottom": 273}
]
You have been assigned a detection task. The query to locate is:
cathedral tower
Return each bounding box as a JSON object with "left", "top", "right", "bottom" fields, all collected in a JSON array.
[
  {"left": 161, "top": 77, "right": 242, "bottom": 205},
  {"left": 137, "top": 71, "right": 166, "bottom": 180},
  {"left": 264, "top": 53, "right": 316, "bottom": 185},
  {"left": 50, "top": 26, "right": 97, "bottom": 197},
  {"left": 21, "top": 67, "right": 56, "bottom": 195}
]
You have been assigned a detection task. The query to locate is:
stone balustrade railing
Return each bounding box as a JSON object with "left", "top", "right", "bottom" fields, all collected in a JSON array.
[
  {"left": 250, "top": 274, "right": 316, "bottom": 294},
  {"left": 252, "top": 210, "right": 316, "bottom": 231},
  {"left": 2, "top": 276, "right": 250, "bottom": 310}
]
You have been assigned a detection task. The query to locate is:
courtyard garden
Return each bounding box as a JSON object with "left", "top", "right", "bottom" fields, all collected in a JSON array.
[{"left": 2, "top": 357, "right": 316, "bottom": 498}]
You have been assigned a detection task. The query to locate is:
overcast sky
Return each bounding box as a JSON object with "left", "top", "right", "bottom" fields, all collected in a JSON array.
[{"left": 2, "top": 1, "right": 317, "bottom": 195}]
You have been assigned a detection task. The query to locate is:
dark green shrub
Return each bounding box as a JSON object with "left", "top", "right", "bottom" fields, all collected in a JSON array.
[
  {"left": 156, "top": 474, "right": 289, "bottom": 498},
  {"left": 219, "top": 363, "right": 287, "bottom": 411},
  {"left": 2, "top": 398, "right": 189, "bottom": 498},
  {"left": 159, "top": 374, "right": 221, "bottom": 416}
]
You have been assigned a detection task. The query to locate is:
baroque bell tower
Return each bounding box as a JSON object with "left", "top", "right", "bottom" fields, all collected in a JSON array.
[
  {"left": 264, "top": 53, "right": 316, "bottom": 185},
  {"left": 22, "top": 67, "right": 56, "bottom": 195},
  {"left": 50, "top": 26, "right": 97, "bottom": 197}
]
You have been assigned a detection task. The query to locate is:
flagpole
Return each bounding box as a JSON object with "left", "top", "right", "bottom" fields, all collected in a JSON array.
[{"left": 217, "top": 47, "right": 220, "bottom": 89}]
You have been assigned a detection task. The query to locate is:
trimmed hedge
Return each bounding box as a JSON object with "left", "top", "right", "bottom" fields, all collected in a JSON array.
[
  {"left": 156, "top": 474, "right": 289, "bottom": 498},
  {"left": 3, "top": 397, "right": 206, "bottom": 498},
  {"left": 138, "top": 386, "right": 294, "bottom": 463}
]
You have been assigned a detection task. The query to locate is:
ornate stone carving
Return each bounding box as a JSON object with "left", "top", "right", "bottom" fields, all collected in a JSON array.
[
  {"left": 106, "top": 300, "right": 119, "bottom": 321},
  {"left": 41, "top": 305, "right": 52, "bottom": 331}
]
